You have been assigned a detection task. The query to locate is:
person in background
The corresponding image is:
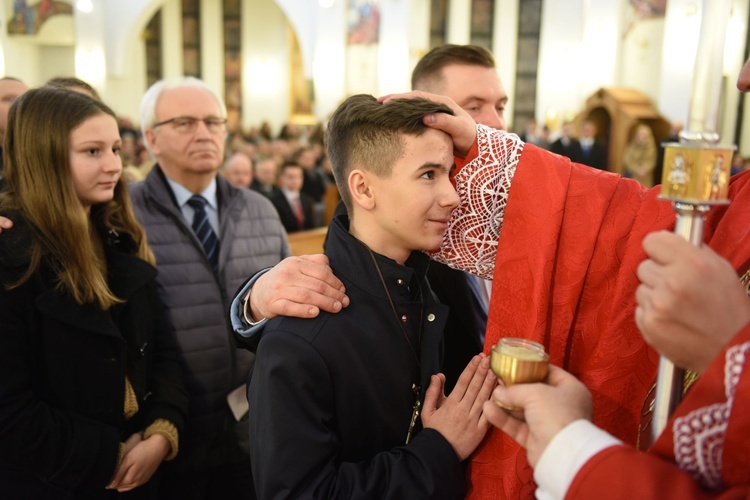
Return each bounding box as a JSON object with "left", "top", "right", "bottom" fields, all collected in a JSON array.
[
  {"left": 518, "top": 118, "right": 540, "bottom": 144},
  {"left": 269, "top": 161, "right": 315, "bottom": 233},
  {"left": 258, "top": 121, "right": 272, "bottom": 141},
  {"left": 46, "top": 76, "right": 101, "bottom": 100},
  {"left": 578, "top": 119, "right": 608, "bottom": 170},
  {"left": 730, "top": 152, "right": 745, "bottom": 176},
  {"left": 241, "top": 142, "right": 257, "bottom": 162},
  {"left": 0, "top": 77, "right": 28, "bottom": 188},
  {"left": 222, "top": 151, "right": 254, "bottom": 190},
  {"left": 537, "top": 124, "right": 552, "bottom": 150},
  {"left": 296, "top": 146, "right": 328, "bottom": 225},
  {"left": 549, "top": 121, "right": 583, "bottom": 164},
  {"left": 0, "top": 86, "right": 187, "bottom": 498},
  {"left": 249, "top": 157, "right": 281, "bottom": 199},
  {"left": 623, "top": 123, "right": 657, "bottom": 187},
  {"left": 134, "top": 146, "right": 153, "bottom": 174},
  {"left": 123, "top": 165, "right": 145, "bottom": 183}
]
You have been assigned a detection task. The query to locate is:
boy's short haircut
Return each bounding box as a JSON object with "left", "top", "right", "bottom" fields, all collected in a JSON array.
[
  {"left": 411, "top": 44, "right": 496, "bottom": 91},
  {"left": 325, "top": 94, "right": 454, "bottom": 213}
]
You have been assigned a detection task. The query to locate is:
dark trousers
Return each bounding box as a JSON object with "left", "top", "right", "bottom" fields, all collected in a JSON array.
[{"left": 158, "top": 457, "right": 255, "bottom": 500}]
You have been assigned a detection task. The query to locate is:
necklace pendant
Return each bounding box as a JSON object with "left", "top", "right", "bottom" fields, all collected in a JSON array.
[{"left": 405, "top": 383, "right": 422, "bottom": 444}]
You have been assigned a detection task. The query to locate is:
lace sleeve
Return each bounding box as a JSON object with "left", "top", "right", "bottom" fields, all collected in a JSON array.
[{"left": 432, "top": 124, "right": 524, "bottom": 279}]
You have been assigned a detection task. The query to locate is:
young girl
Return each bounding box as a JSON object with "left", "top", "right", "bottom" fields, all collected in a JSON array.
[{"left": 0, "top": 87, "right": 187, "bottom": 498}]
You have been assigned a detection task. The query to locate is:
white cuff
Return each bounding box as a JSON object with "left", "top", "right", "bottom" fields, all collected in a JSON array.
[
  {"left": 534, "top": 419, "right": 622, "bottom": 500},
  {"left": 242, "top": 290, "right": 266, "bottom": 325},
  {"left": 230, "top": 268, "right": 271, "bottom": 337}
]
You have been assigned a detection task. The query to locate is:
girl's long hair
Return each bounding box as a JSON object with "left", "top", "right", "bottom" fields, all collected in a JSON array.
[{"left": 1, "top": 86, "right": 154, "bottom": 309}]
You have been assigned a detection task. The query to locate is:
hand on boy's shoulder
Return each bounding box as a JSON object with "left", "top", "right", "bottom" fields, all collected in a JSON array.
[{"left": 249, "top": 254, "right": 349, "bottom": 322}]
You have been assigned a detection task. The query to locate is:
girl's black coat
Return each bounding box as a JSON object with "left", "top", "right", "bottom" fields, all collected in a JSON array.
[{"left": 0, "top": 215, "right": 188, "bottom": 499}]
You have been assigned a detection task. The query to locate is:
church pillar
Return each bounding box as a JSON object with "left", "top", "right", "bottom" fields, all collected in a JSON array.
[{"left": 447, "top": 0, "right": 471, "bottom": 44}]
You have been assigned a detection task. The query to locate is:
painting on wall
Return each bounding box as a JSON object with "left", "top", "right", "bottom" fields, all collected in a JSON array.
[
  {"left": 624, "top": 0, "right": 668, "bottom": 37},
  {"left": 8, "top": 0, "right": 73, "bottom": 35},
  {"left": 347, "top": 0, "right": 380, "bottom": 45},
  {"left": 290, "top": 25, "right": 313, "bottom": 117}
]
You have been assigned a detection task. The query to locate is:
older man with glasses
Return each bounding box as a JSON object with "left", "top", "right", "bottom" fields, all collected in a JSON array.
[{"left": 129, "top": 76, "right": 290, "bottom": 499}]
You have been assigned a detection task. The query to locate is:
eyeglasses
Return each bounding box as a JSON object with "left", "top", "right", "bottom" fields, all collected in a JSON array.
[{"left": 153, "top": 116, "right": 228, "bottom": 134}]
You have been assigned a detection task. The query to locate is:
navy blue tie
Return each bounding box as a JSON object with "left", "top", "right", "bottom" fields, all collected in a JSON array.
[{"left": 187, "top": 195, "right": 219, "bottom": 272}]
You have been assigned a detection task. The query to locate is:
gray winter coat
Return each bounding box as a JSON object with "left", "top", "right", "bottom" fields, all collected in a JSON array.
[{"left": 129, "top": 166, "right": 290, "bottom": 469}]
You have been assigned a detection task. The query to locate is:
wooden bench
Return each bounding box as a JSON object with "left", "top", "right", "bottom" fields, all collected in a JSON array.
[{"left": 287, "top": 226, "right": 329, "bottom": 256}]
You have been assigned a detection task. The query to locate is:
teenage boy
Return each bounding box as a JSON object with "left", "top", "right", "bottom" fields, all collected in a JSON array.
[{"left": 247, "top": 95, "right": 496, "bottom": 499}]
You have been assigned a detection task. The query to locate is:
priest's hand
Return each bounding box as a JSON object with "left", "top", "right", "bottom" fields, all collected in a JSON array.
[
  {"left": 482, "top": 365, "right": 592, "bottom": 468},
  {"left": 248, "top": 254, "right": 349, "bottom": 321},
  {"left": 635, "top": 231, "right": 750, "bottom": 374},
  {"left": 378, "top": 91, "right": 478, "bottom": 158},
  {"left": 421, "top": 354, "right": 496, "bottom": 461}
]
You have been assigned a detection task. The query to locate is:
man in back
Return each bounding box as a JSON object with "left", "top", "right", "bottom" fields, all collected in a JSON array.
[
  {"left": 550, "top": 120, "right": 583, "bottom": 163},
  {"left": 269, "top": 161, "right": 316, "bottom": 233},
  {"left": 0, "top": 77, "right": 28, "bottom": 188},
  {"left": 222, "top": 151, "right": 254, "bottom": 190},
  {"left": 130, "top": 76, "right": 289, "bottom": 499},
  {"left": 411, "top": 45, "right": 507, "bottom": 130},
  {"left": 578, "top": 119, "right": 608, "bottom": 170},
  {"left": 248, "top": 95, "right": 495, "bottom": 498},
  {"left": 249, "top": 157, "right": 281, "bottom": 199}
]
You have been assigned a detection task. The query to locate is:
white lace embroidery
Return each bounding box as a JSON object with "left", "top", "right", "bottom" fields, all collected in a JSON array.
[
  {"left": 673, "top": 341, "right": 750, "bottom": 489},
  {"left": 432, "top": 124, "right": 524, "bottom": 279}
]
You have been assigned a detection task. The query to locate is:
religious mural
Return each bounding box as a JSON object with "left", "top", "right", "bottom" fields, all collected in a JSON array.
[{"left": 8, "top": 0, "right": 72, "bottom": 35}]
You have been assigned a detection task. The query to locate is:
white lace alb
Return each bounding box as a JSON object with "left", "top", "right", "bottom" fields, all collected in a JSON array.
[
  {"left": 433, "top": 125, "right": 524, "bottom": 279},
  {"left": 673, "top": 341, "right": 750, "bottom": 490}
]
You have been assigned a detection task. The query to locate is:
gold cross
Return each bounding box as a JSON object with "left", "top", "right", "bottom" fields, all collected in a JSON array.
[{"left": 405, "top": 383, "right": 421, "bottom": 444}]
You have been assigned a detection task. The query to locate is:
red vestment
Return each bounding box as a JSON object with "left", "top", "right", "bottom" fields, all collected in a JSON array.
[
  {"left": 435, "top": 127, "right": 750, "bottom": 498},
  {"left": 567, "top": 323, "right": 750, "bottom": 498}
]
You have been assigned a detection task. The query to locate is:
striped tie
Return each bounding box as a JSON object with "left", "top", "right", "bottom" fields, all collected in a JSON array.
[{"left": 187, "top": 195, "right": 219, "bottom": 272}]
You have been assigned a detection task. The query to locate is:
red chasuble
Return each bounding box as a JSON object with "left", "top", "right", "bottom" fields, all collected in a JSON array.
[
  {"left": 567, "top": 323, "right": 750, "bottom": 499},
  {"left": 436, "top": 128, "right": 750, "bottom": 499}
]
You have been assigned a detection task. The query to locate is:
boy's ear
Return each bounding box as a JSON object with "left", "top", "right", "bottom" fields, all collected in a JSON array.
[{"left": 348, "top": 169, "right": 375, "bottom": 211}]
